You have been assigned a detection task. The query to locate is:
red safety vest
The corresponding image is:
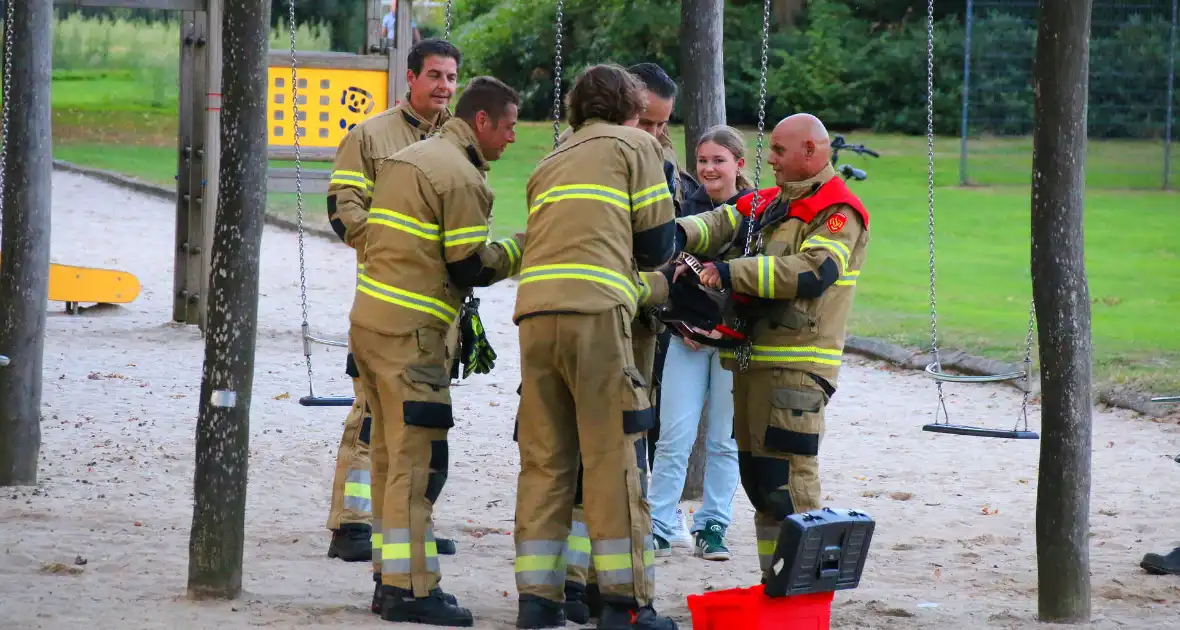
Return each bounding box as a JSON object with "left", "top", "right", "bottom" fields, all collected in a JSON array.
[{"left": 734, "top": 178, "right": 870, "bottom": 229}]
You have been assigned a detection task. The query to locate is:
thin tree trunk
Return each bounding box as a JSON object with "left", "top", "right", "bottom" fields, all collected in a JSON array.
[
  {"left": 680, "top": 411, "right": 708, "bottom": 501},
  {"left": 680, "top": 0, "right": 726, "bottom": 168},
  {"left": 186, "top": 0, "right": 270, "bottom": 600},
  {"left": 1031, "top": 0, "right": 1094, "bottom": 622},
  {"left": 0, "top": 0, "right": 53, "bottom": 487}
]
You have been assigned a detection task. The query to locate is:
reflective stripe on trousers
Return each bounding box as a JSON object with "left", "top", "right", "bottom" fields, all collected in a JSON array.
[
  {"left": 756, "top": 524, "right": 779, "bottom": 572},
  {"left": 343, "top": 468, "right": 372, "bottom": 513},
  {"left": 382, "top": 527, "right": 441, "bottom": 575}
]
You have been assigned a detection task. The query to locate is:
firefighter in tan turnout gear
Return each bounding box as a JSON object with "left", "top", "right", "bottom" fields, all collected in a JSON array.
[
  {"left": 675, "top": 113, "right": 870, "bottom": 581},
  {"left": 325, "top": 39, "right": 464, "bottom": 565},
  {"left": 511, "top": 64, "right": 678, "bottom": 630},
  {"left": 349, "top": 76, "right": 524, "bottom": 627}
]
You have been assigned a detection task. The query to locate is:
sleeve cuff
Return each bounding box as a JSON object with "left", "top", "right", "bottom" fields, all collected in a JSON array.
[{"left": 715, "top": 262, "right": 732, "bottom": 290}]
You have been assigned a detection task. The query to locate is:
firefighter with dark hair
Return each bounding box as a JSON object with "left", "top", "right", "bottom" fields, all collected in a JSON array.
[
  {"left": 511, "top": 63, "right": 678, "bottom": 630},
  {"left": 325, "top": 38, "right": 464, "bottom": 568},
  {"left": 350, "top": 75, "right": 523, "bottom": 627}
]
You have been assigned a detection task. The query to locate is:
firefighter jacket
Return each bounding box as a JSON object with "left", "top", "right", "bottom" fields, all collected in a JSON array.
[
  {"left": 513, "top": 119, "right": 677, "bottom": 323},
  {"left": 349, "top": 118, "right": 524, "bottom": 337},
  {"left": 676, "top": 164, "right": 870, "bottom": 387},
  {"left": 327, "top": 99, "right": 452, "bottom": 263}
]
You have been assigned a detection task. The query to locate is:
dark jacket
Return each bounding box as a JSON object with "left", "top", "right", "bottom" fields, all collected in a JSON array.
[{"left": 678, "top": 184, "right": 753, "bottom": 219}]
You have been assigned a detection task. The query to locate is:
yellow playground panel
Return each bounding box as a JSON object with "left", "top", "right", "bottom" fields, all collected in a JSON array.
[{"left": 267, "top": 66, "right": 390, "bottom": 150}]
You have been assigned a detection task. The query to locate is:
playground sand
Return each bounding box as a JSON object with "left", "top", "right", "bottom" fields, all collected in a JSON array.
[{"left": 1, "top": 171, "right": 1178, "bottom": 629}]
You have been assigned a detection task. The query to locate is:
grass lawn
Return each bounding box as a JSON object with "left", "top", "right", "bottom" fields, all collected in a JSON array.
[{"left": 45, "top": 71, "right": 1180, "bottom": 395}]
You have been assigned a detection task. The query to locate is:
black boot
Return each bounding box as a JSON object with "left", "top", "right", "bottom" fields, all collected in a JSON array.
[
  {"left": 328, "top": 523, "right": 372, "bottom": 562},
  {"left": 381, "top": 585, "right": 473, "bottom": 627},
  {"left": 563, "top": 582, "right": 589, "bottom": 624},
  {"left": 597, "top": 602, "right": 678, "bottom": 630},
  {"left": 372, "top": 573, "right": 457, "bottom": 612},
  {"left": 517, "top": 594, "right": 567, "bottom": 628},
  {"left": 437, "top": 537, "right": 458, "bottom": 556},
  {"left": 585, "top": 583, "right": 603, "bottom": 621},
  {"left": 1141, "top": 546, "right": 1180, "bottom": 575}
]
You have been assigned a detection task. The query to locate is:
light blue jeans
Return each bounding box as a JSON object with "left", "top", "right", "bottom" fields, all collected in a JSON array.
[{"left": 649, "top": 336, "right": 740, "bottom": 539}]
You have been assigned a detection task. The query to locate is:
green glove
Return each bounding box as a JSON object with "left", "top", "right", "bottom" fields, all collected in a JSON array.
[{"left": 459, "top": 297, "right": 497, "bottom": 378}]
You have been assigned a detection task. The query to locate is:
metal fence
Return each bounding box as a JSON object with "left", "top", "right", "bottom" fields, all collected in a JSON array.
[{"left": 959, "top": 0, "right": 1178, "bottom": 189}]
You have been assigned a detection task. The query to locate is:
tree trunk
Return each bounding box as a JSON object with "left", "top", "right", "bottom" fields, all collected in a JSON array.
[
  {"left": 0, "top": 0, "right": 53, "bottom": 487},
  {"left": 680, "top": 0, "right": 726, "bottom": 168},
  {"left": 186, "top": 0, "right": 270, "bottom": 600},
  {"left": 1031, "top": 0, "right": 1094, "bottom": 623},
  {"left": 680, "top": 410, "right": 708, "bottom": 501},
  {"left": 773, "top": 0, "right": 807, "bottom": 28}
]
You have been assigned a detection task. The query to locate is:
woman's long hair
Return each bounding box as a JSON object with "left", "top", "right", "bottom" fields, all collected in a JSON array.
[{"left": 697, "top": 125, "right": 755, "bottom": 192}]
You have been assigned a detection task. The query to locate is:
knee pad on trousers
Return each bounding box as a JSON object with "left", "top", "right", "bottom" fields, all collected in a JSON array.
[
  {"left": 345, "top": 352, "right": 359, "bottom": 378},
  {"left": 633, "top": 437, "right": 649, "bottom": 498},
  {"left": 359, "top": 415, "right": 372, "bottom": 446},
  {"left": 755, "top": 456, "right": 795, "bottom": 520},
  {"left": 425, "top": 440, "right": 449, "bottom": 504}
]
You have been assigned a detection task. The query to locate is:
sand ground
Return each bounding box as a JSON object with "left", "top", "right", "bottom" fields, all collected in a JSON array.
[{"left": 2, "top": 171, "right": 1179, "bottom": 629}]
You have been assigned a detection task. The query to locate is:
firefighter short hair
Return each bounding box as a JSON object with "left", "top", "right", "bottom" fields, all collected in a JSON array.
[
  {"left": 628, "top": 62, "right": 678, "bottom": 100},
  {"left": 566, "top": 64, "right": 646, "bottom": 129},
  {"left": 455, "top": 76, "right": 520, "bottom": 125},
  {"left": 408, "top": 39, "right": 462, "bottom": 75}
]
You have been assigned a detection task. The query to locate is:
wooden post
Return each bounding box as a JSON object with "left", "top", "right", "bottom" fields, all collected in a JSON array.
[
  {"left": 200, "top": 0, "right": 222, "bottom": 332},
  {"left": 366, "top": 0, "right": 383, "bottom": 54},
  {"left": 0, "top": 0, "right": 53, "bottom": 487},
  {"left": 680, "top": 0, "right": 726, "bottom": 168},
  {"left": 174, "top": 12, "right": 210, "bottom": 329},
  {"left": 1031, "top": 0, "right": 1094, "bottom": 622},
  {"left": 390, "top": 0, "right": 412, "bottom": 105},
  {"left": 186, "top": 0, "right": 270, "bottom": 599}
]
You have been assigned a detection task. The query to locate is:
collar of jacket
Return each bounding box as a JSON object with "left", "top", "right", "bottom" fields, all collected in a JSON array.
[
  {"left": 777, "top": 163, "right": 837, "bottom": 202},
  {"left": 397, "top": 94, "right": 450, "bottom": 134},
  {"left": 440, "top": 118, "right": 489, "bottom": 173}
]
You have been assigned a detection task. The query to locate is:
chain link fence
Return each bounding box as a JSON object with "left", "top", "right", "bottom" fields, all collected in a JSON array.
[{"left": 959, "top": 0, "right": 1178, "bottom": 189}]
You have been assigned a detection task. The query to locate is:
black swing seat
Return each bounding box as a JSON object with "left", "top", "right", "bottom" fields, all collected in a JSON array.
[
  {"left": 923, "top": 423, "right": 1039, "bottom": 440},
  {"left": 299, "top": 395, "right": 355, "bottom": 407}
]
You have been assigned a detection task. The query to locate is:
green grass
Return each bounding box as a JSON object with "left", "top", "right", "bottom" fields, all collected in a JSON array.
[{"left": 39, "top": 16, "right": 1180, "bottom": 396}]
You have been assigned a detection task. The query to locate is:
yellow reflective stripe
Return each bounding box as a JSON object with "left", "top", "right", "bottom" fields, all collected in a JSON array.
[
  {"left": 567, "top": 536, "right": 591, "bottom": 555},
  {"left": 344, "top": 482, "right": 371, "bottom": 500},
  {"left": 643, "top": 549, "right": 655, "bottom": 566},
  {"left": 368, "top": 208, "right": 440, "bottom": 241},
  {"left": 443, "top": 225, "right": 490, "bottom": 248},
  {"left": 515, "top": 554, "right": 564, "bottom": 572},
  {"left": 356, "top": 272, "right": 458, "bottom": 324},
  {"left": 592, "top": 553, "right": 632, "bottom": 572},
  {"left": 721, "top": 345, "right": 843, "bottom": 366},
  {"left": 685, "top": 215, "right": 710, "bottom": 254},
  {"left": 638, "top": 278, "right": 652, "bottom": 303},
  {"left": 330, "top": 169, "right": 374, "bottom": 193},
  {"left": 496, "top": 238, "right": 522, "bottom": 265},
  {"left": 756, "top": 255, "right": 776, "bottom": 299},
  {"left": 631, "top": 182, "right": 672, "bottom": 210},
  {"left": 383, "top": 541, "right": 438, "bottom": 559},
  {"left": 530, "top": 184, "right": 630, "bottom": 214},
  {"left": 835, "top": 269, "right": 860, "bottom": 286},
  {"left": 518, "top": 264, "right": 638, "bottom": 308},
  {"left": 724, "top": 204, "right": 740, "bottom": 230},
  {"left": 802, "top": 234, "right": 850, "bottom": 274}
]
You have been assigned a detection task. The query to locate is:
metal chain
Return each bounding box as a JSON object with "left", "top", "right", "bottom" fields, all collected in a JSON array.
[
  {"left": 0, "top": 0, "right": 16, "bottom": 218},
  {"left": 1018, "top": 299, "right": 1037, "bottom": 430},
  {"left": 551, "top": 0, "right": 565, "bottom": 149},
  {"left": 734, "top": 0, "right": 773, "bottom": 373},
  {"left": 289, "top": 0, "right": 315, "bottom": 397},
  {"left": 924, "top": 0, "right": 950, "bottom": 424},
  {"left": 444, "top": 0, "right": 453, "bottom": 40}
]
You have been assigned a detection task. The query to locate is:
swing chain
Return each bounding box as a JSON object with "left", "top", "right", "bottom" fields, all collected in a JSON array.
[
  {"left": 923, "top": 0, "right": 950, "bottom": 423},
  {"left": 1018, "top": 299, "right": 1036, "bottom": 430},
  {"left": 733, "top": 0, "right": 773, "bottom": 374},
  {"left": 551, "top": 0, "right": 565, "bottom": 149},
  {"left": 289, "top": 0, "right": 315, "bottom": 397},
  {"left": 0, "top": 0, "right": 15, "bottom": 209},
  {"left": 444, "top": 0, "right": 453, "bottom": 40}
]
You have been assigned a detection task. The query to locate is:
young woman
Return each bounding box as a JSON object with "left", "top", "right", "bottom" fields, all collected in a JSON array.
[{"left": 649, "top": 125, "right": 754, "bottom": 561}]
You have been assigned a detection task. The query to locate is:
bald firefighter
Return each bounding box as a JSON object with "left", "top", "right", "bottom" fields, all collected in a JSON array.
[
  {"left": 325, "top": 38, "right": 464, "bottom": 567},
  {"left": 512, "top": 64, "right": 678, "bottom": 630},
  {"left": 350, "top": 76, "right": 524, "bottom": 626},
  {"left": 675, "top": 113, "right": 870, "bottom": 581}
]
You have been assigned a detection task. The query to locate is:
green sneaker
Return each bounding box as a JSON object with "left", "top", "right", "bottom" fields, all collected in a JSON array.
[
  {"left": 653, "top": 534, "right": 673, "bottom": 557},
  {"left": 693, "top": 520, "right": 731, "bottom": 561}
]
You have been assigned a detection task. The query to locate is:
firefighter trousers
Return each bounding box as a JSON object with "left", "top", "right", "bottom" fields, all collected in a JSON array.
[
  {"left": 351, "top": 324, "right": 455, "bottom": 596},
  {"left": 326, "top": 372, "right": 373, "bottom": 531},
  {"left": 564, "top": 319, "right": 658, "bottom": 591},
  {"left": 515, "top": 307, "right": 657, "bottom": 607},
  {"left": 732, "top": 367, "right": 828, "bottom": 579}
]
